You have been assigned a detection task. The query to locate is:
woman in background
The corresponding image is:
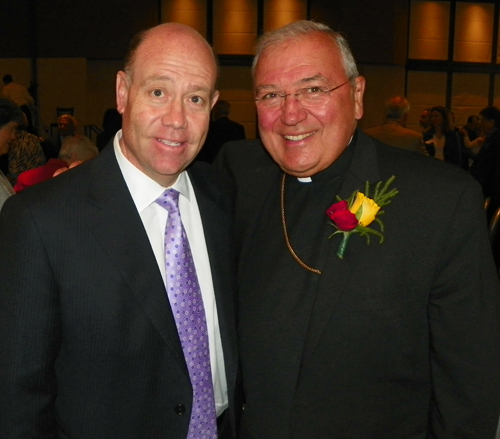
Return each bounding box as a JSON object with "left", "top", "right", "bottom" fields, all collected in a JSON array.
[
  {"left": 424, "top": 105, "right": 468, "bottom": 170},
  {"left": 0, "top": 98, "right": 23, "bottom": 209}
]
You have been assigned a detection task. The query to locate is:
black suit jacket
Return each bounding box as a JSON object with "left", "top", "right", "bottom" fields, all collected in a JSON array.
[
  {"left": 0, "top": 146, "right": 240, "bottom": 438},
  {"left": 197, "top": 117, "right": 246, "bottom": 163},
  {"left": 217, "top": 130, "right": 500, "bottom": 438},
  {"left": 470, "top": 129, "right": 500, "bottom": 203}
]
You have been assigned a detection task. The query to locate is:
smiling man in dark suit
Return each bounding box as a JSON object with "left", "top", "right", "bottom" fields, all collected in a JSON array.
[
  {"left": 217, "top": 20, "right": 500, "bottom": 438},
  {"left": 0, "top": 23, "right": 240, "bottom": 438}
]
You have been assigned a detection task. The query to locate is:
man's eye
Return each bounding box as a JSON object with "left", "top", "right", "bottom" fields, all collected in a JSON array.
[
  {"left": 262, "top": 92, "right": 280, "bottom": 100},
  {"left": 304, "top": 86, "right": 323, "bottom": 94},
  {"left": 151, "top": 89, "right": 165, "bottom": 98},
  {"left": 190, "top": 95, "right": 205, "bottom": 106}
]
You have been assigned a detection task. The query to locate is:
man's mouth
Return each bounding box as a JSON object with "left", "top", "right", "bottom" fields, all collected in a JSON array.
[
  {"left": 283, "top": 131, "right": 316, "bottom": 141},
  {"left": 157, "top": 138, "right": 183, "bottom": 147}
]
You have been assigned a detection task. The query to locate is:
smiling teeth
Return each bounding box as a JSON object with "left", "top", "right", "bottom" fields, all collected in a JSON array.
[
  {"left": 284, "top": 132, "right": 315, "bottom": 141},
  {"left": 158, "top": 139, "right": 182, "bottom": 147}
]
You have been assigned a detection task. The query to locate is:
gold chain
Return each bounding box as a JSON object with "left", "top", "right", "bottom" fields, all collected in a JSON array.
[{"left": 280, "top": 173, "right": 322, "bottom": 275}]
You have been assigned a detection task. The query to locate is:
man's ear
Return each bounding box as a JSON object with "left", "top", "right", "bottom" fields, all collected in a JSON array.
[
  {"left": 116, "top": 71, "right": 129, "bottom": 115},
  {"left": 353, "top": 76, "right": 366, "bottom": 121},
  {"left": 211, "top": 90, "right": 220, "bottom": 111}
]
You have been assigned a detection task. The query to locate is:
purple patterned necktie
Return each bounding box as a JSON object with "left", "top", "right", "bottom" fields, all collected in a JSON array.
[{"left": 156, "top": 188, "right": 217, "bottom": 439}]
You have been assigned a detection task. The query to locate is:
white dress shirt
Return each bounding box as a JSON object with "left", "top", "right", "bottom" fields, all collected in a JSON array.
[{"left": 113, "top": 131, "right": 228, "bottom": 415}]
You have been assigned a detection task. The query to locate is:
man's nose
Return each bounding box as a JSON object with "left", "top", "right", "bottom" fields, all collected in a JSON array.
[
  {"left": 280, "top": 95, "right": 307, "bottom": 126},
  {"left": 161, "top": 98, "right": 187, "bottom": 129}
]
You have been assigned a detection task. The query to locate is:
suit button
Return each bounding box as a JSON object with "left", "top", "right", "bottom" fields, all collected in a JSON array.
[{"left": 174, "top": 404, "right": 186, "bottom": 415}]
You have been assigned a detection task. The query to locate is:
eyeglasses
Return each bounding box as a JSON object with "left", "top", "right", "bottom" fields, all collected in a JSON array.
[{"left": 254, "top": 79, "right": 351, "bottom": 110}]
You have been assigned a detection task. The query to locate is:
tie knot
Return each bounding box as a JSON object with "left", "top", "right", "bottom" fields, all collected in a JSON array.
[{"left": 155, "top": 188, "right": 180, "bottom": 213}]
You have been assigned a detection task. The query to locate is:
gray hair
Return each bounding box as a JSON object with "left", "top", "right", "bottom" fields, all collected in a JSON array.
[
  {"left": 59, "top": 135, "right": 99, "bottom": 163},
  {"left": 385, "top": 96, "right": 410, "bottom": 121},
  {"left": 252, "top": 20, "right": 359, "bottom": 83}
]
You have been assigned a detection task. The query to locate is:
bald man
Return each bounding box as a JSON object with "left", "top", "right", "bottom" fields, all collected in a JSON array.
[
  {"left": 364, "top": 96, "right": 427, "bottom": 155},
  {"left": 0, "top": 23, "right": 240, "bottom": 438}
]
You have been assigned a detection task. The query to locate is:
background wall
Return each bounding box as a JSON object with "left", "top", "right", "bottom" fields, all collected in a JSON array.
[{"left": 1, "top": 0, "right": 498, "bottom": 140}]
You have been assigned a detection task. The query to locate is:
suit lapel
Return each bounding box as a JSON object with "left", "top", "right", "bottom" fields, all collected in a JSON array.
[
  {"left": 303, "top": 132, "right": 382, "bottom": 362},
  {"left": 83, "top": 147, "right": 187, "bottom": 370}
]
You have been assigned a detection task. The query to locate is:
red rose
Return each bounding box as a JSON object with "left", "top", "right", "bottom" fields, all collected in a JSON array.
[
  {"left": 326, "top": 200, "right": 348, "bottom": 217},
  {"left": 326, "top": 200, "right": 358, "bottom": 232}
]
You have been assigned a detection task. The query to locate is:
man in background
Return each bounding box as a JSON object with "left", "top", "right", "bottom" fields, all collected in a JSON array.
[
  {"left": 462, "top": 114, "right": 481, "bottom": 141},
  {"left": 197, "top": 100, "right": 246, "bottom": 163},
  {"left": 419, "top": 108, "right": 431, "bottom": 133},
  {"left": 364, "top": 96, "right": 427, "bottom": 155},
  {"left": 470, "top": 107, "right": 500, "bottom": 216}
]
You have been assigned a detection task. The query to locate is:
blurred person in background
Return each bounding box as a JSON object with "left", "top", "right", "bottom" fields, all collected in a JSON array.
[
  {"left": 6, "top": 113, "right": 46, "bottom": 186},
  {"left": 1, "top": 74, "right": 35, "bottom": 134},
  {"left": 423, "top": 105, "right": 468, "bottom": 169},
  {"left": 14, "top": 135, "right": 98, "bottom": 192},
  {"left": 42, "top": 114, "right": 77, "bottom": 159},
  {"left": 0, "top": 98, "right": 23, "bottom": 209},
  {"left": 364, "top": 96, "right": 427, "bottom": 155},
  {"left": 96, "top": 108, "right": 122, "bottom": 151}
]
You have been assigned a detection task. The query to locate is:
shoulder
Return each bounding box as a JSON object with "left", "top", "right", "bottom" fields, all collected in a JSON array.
[
  {"left": 361, "top": 131, "right": 472, "bottom": 189},
  {"left": 399, "top": 126, "right": 423, "bottom": 139},
  {"left": 188, "top": 161, "right": 234, "bottom": 201},
  {"left": 381, "top": 148, "right": 481, "bottom": 219},
  {"left": 213, "top": 139, "right": 278, "bottom": 194},
  {"left": 217, "top": 139, "right": 274, "bottom": 170},
  {"left": 185, "top": 163, "right": 236, "bottom": 227},
  {"left": 10, "top": 153, "right": 112, "bottom": 209},
  {"left": 363, "top": 125, "right": 383, "bottom": 136}
]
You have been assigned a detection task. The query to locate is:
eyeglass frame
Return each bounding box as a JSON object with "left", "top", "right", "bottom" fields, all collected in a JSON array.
[{"left": 254, "top": 79, "right": 352, "bottom": 110}]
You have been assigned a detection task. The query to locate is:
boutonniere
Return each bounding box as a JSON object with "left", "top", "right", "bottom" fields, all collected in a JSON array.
[{"left": 325, "top": 176, "right": 398, "bottom": 259}]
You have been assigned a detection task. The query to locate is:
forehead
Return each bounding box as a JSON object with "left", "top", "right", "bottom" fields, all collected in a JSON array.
[
  {"left": 131, "top": 30, "right": 217, "bottom": 89},
  {"left": 254, "top": 33, "right": 345, "bottom": 87}
]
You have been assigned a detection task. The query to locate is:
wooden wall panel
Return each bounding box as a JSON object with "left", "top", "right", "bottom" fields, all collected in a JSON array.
[
  {"left": 451, "top": 72, "right": 489, "bottom": 126},
  {"left": 358, "top": 64, "right": 406, "bottom": 130},
  {"left": 161, "top": 0, "right": 207, "bottom": 37},
  {"left": 264, "top": 0, "right": 307, "bottom": 33},
  {"left": 406, "top": 70, "right": 447, "bottom": 131},
  {"left": 213, "top": 0, "right": 257, "bottom": 54},
  {"left": 409, "top": 1, "right": 450, "bottom": 60},
  {"left": 217, "top": 66, "right": 255, "bottom": 138},
  {"left": 454, "top": 3, "right": 494, "bottom": 63}
]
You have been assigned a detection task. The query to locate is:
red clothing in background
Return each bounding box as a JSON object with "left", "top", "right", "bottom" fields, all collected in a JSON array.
[{"left": 14, "top": 159, "right": 68, "bottom": 193}]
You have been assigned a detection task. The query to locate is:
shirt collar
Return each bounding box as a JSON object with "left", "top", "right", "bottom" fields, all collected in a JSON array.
[{"left": 113, "top": 130, "right": 192, "bottom": 213}]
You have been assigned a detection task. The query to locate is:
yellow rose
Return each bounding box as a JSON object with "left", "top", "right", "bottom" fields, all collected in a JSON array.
[{"left": 349, "top": 192, "right": 380, "bottom": 227}]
